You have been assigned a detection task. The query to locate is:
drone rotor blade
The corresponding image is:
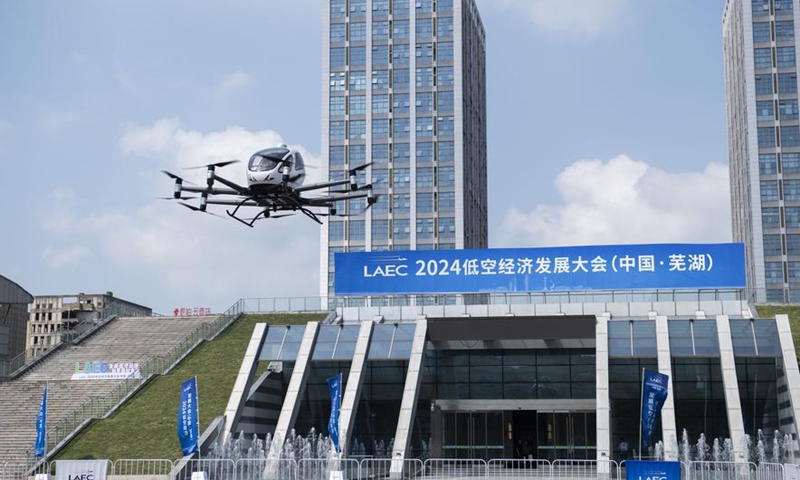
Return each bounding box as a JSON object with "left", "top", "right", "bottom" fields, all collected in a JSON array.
[
  {"left": 157, "top": 196, "right": 198, "bottom": 200},
  {"left": 348, "top": 162, "right": 373, "bottom": 174},
  {"left": 185, "top": 160, "right": 241, "bottom": 170},
  {"left": 162, "top": 171, "right": 196, "bottom": 185},
  {"left": 178, "top": 202, "right": 223, "bottom": 218}
]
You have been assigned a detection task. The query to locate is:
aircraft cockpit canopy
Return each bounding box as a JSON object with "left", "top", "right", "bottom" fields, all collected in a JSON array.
[{"left": 248, "top": 148, "right": 290, "bottom": 172}]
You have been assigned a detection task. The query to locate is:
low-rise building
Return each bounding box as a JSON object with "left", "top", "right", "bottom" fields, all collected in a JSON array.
[{"left": 0, "top": 275, "right": 33, "bottom": 364}]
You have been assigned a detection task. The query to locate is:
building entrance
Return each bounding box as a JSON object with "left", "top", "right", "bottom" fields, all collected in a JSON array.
[{"left": 535, "top": 411, "right": 596, "bottom": 460}]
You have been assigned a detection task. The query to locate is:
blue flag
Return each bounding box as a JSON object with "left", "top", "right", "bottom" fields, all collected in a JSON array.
[
  {"left": 34, "top": 384, "right": 47, "bottom": 458},
  {"left": 178, "top": 377, "right": 199, "bottom": 456},
  {"left": 327, "top": 373, "right": 342, "bottom": 454},
  {"left": 640, "top": 369, "right": 669, "bottom": 451}
]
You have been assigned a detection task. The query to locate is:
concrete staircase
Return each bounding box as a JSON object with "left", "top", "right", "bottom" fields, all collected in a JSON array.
[{"left": 0, "top": 316, "right": 212, "bottom": 460}]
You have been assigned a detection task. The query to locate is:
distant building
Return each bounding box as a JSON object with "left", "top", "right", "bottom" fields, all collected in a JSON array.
[
  {"left": 723, "top": 0, "right": 800, "bottom": 302},
  {"left": 27, "top": 292, "right": 151, "bottom": 357},
  {"left": 0, "top": 275, "right": 33, "bottom": 364}
]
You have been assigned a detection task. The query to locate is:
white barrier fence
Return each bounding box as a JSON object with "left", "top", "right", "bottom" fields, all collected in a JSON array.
[{"left": 2, "top": 458, "right": 799, "bottom": 480}]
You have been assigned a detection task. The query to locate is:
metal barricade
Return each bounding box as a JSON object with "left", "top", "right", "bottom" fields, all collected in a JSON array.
[
  {"left": 784, "top": 463, "right": 800, "bottom": 480},
  {"left": 1, "top": 461, "right": 35, "bottom": 480},
  {"left": 113, "top": 459, "right": 174, "bottom": 479},
  {"left": 298, "top": 459, "right": 359, "bottom": 480},
  {"left": 687, "top": 461, "right": 757, "bottom": 480},
  {"left": 423, "top": 459, "right": 487, "bottom": 479},
  {"left": 50, "top": 460, "right": 113, "bottom": 480},
  {"left": 173, "top": 459, "right": 236, "bottom": 480},
  {"left": 754, "top": 463, "right": 784, "bottom": 480},
  {"left": 552, "top": 459, "right": 619, "bottom": 480},
  {"left": 359, "top": 458, "right": 424, "bottom": 480},
  {"left": 236, "top": 459, "right": 298, "bottom": 480},
  {"left": 486, "top": 459, "right": 552, "bottom": 479}
]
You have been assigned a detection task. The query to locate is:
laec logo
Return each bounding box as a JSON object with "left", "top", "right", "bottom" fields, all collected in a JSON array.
[{"left": 67, "top": 471, "right": 94, "bottom": 480}]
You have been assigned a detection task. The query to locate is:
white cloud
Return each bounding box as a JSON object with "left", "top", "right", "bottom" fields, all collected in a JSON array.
[
  {"left": 498, "top": 155, "right": 731, "bottom": 248},
  {"left": 216, "top": 71, "right": 254, "bottom": 98},
  {"left": 483, "top": 0, "right": 631, "bottom": 37},
  {"left": 36, "top": 104, "right": 78, "bottom": 133},
  {"left": 42, "top": 245, "right": 90, "bottom": 267},
  {"left": 43, "top": 120, "right": 323, "bottom": 309}
]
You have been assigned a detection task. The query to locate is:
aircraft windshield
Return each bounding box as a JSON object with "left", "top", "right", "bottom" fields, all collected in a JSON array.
[{"left": 248, "top": 155, "right": 281, "bottom": 172}]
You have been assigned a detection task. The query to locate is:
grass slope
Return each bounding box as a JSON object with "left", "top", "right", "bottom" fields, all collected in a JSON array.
[
  {"left": 754, "top": 305, "right": 800, "bottom": 361},
  {"left": 56, "top": 313, "right": 324, "bottom": 461}
]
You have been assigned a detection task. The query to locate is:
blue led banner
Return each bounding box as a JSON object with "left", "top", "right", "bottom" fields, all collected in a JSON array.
[
  {"left": 327, "top": 373, "right": 342, "bottom": 454},
  {"left": 177, "top": 377, "right": 199, "bottom": 456},
  {"left": 334, "top": 243, "right": 746, "bottom": 296},
  {"left": 626, "top": 461, "right": 680, "bottom": 480},
  {"left": 640, "top": 369, "right": 669, "bottom": 452}
]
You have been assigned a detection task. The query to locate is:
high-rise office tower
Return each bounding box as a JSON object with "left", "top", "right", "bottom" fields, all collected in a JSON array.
[
  {"left": 320, "top": 0, "right": 488, "bottom": 302},
  {"left": 724, "top": 0, "right": 800, "bottom": 302}
]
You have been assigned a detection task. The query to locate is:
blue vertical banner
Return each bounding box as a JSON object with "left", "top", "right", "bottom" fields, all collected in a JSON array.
[
  {"left": 34, "top": 383, "right": 47, "bottom": 458},
  {"left": 327, "top": 373, "right": 342, "bottom": 454},
  {"left": 640, "top": 369, "right": 669, "bottom": 452},
  {"left": 177, "top": 377, "right": 199, "bottom": 456}
]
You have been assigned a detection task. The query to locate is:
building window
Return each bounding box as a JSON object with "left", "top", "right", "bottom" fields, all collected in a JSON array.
[
  {"left": 349, "top": 220, "right": 366, "bottom": 241},
  {"left": 437, "top": 66, "right": 455, "bottom": 87},
  {"left": 329, "top": 170, "right": 346, "bottom": 182},
  {"left": 351, "top": 46, "right": 367, "bottom": 66},
  {"left": 349, "top": 71, "right": 367, "bottom": 91},
  {"left": 765, "top": 262, "right": 784, "bottom": 284},
  {"left": 393, "top": 68, "right": 410, "bottom": 89},
  {"left": 437, "top": 116, "right": 455, "bottom": 136},
  {"left": 753, "top": 22, "right": 771, "bottom": 43},
  {"left": 329, "top": 221, "right": 345, "bottom": 242},
  {"left": 373, "top": 94, "right": 390, "bottom": 114},
  {"left": 758, "top": 127, "right": 776, "bottom": 148},
  {"left": 787, "top": 207, "right": 800, "bottom": 228},
  {"left": 373, "top": 20, "right": 390, "bottom": 40},
  {"left": 757, "top": 74, "right": 774, "bottom": 95},
  {"left": 777, "top": 21, "right": 795, "bottom": 41},
  {"left": 373, "top": 144, "right": 390, "bottom": 164},
  {"left": 330, "top": 121, "right": 346, "bottom": 141},
  {"left": 785, "top": 153, "right": 800, "bottom": 173},
  {"left": 373, "top": 46, "right": 390, "bottom": 66},
  {"left": 373, "top": 69, "right": 390, "bottom": 90},
  {"left": 330, "top": 72, "right": 346, "bottom": 92},
  {"left": 373, "top": 168, "right": 389, "bottom": 188},
  {"left": 372, "top": 220, "right": 389, "bottom": 241},
  {"left": 330, "top": 146, "right": 346, "bottom": 166},
  {"left": 778, "top": 47, "right": 796, "bottom": 68},
  {"left": 349, "top": 120, "right": 366, "bottom": 140},
  {"left": 780, "top": 100, "right": 799, "bottom": 120},
  {"left": 788, "top": 235, "right": 800, "bottom": 254},
  {"left": 393, "top": 218, "right": 411, "bottom": 239},
  {"left": 789, "top": 263, "right": 800, "bottom": 282},
  {"left": 330, "top": 96, "right": 346, "bottom": 117},
  {"left": 438, "top": 141, "right": 455, "bottom": 162},
  {"left": 417, "top": 142, "right": 435, "bottom": 162},
  {"left": 331, "top": 0, "right": 346, "bottom": 19},
  {"left": 782, "top": 126, "right": 800, "bottom": 147},
  {"left": 331, "top": 23, "right": 347, "bottom": 43},
  {"left": 417, "top": 92, "right": 434, "bottom": 112},
  {"left": 417, "top": 117, "right": 435, "bottom": 137},
  {"left": 439, "top": 217, "right": 456, "bottom": 238},
  {"left": 779, "top": 73, "right": 798, "bottom": 94},
  {"left": 764, "top": 234, "right": 783, "bottom": 256},
  {"left": 416, "top": 18, "right": 434, "bottom": 38},
  {"left": 393, "top": 93, "right": 411, "bottom": 113},
  {"left": 437, "top": 17, "right": 454, "bottom": 36},
  {"left": 416, "top": 67, "right": 435, "bottom": 88},
  {"left": 331, "top": 48, "right": 347, "bottom": 68},
  {"left": 439, "top": 191, "right": 455, "bottom": 211},
  {"left": 394, "top": 19, "right": 410, "bottom": 39},
  {"left": 416, "top": 42, "right": 434, "bottom": 61},
  {"left": 417, "top": 218, "right": 435, "bottom": 239},
  {"left": 761, "top": 180, "right": 779, "bottom": 201},
  {"left": 775, "top": 0, "right": 794, "bottom": 13},
  {"left": 763, "top": 207, "right": 781, "bottom": 228},
  {"left": 393, "top": 168, "right": 411, "bottom": 189},
  {"left": 760, "top": 154, "right": 778, "bottom": 175},
  {"left": 393, "top": 44, "right": 410, "bottom": 64},
  {"left": 349, "top": 95, "right": 366, "bottom": 116},
  {"left": 416, "top": 0, "right": 434, "bottom": 13},
  {"left": 373, "top": 0, "right": 389, "bottom": 15},
  {"left": 755, "top": 48, "right": 772, "bottom": 69},
  {"left": 417, "top": 192, "right": 435, "bottom": 213},
  {"left": 350, "top": 145, "right": 367, "bottom": 166},
  {"left": 350, "top": 22, "right": 367, "bottom": 42},
  {"left": 393, "top": 118, "right": 411, "bottom": 138},
  {"left": 439, "top": 166, "right": 455, "bottom": 188},
  {"left": 393, "top": 143, "right": 411, "bottom": 163},
  {"left": 373, "top": 119, "right": 390, "bottom": 140},
  {"left": 757, "top": 100, "right": 775, "bottom": 122},
  {"left": 437, "top": 0, "right": 454, "bottom": 11},
  {"left": 417, "top": 167, "right": 434, "bottom": 188},
  {"left": 393, "top": 0, "right": 410, "bottom": 15},
  {"left": 350, "top": 0, "right": 367, "bottom": 16},
  {"left": 438, "top": 41, "right": 454, "bottom": 61},
  {"left": 372, "top": 194, "right": 389, "bottom": 213},
  {"left": 437, "top": 91, "right": 455, "bottom": 111},
  {"left": 394, "top": 193, "right": 411, "bottom": 213}
]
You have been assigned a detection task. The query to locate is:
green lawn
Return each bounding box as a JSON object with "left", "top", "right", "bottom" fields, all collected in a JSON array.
[
  {"left": 754, "top": 305, "right": 800, "bottom": 361},
  {"left": 55, "top": 313, "right": 324, "bottom": 461}
]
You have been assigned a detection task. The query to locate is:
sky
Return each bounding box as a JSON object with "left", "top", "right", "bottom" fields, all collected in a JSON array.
[{"left": 0, "top": 0, "right": 731, "bottom": 314}]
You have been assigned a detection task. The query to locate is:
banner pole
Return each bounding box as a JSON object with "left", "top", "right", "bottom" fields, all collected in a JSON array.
[
  {"left": 639, "top": 368, "right": 644, "bottom": 460},
  {"left": 195, "top": 376, "right": 201, "bottom": 461}
]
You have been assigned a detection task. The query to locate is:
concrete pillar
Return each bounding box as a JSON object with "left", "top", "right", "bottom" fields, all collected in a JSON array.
[
  {"left": 595, "top": 314, "right": 611, "bottom": 478},
  {"left": 339, "top": 320, "right": 374, "bottom": 453},
  {"left": 221, "top": 323, "right": 268, "bottom": 443},
  {"left": 655, "top": 315, "right": 678, "bottom": 460},
  {"left": 390, "top": 318, "right": 428, "bottom": 479},
  {"left": 271, "top": 322, "right": 320, "bottom": 449},
  {"left": 775, "top": 314, "right": 800, "bottom": 449},
  {"left": 716, "top": 314, "right": 747, "bottom": 462}
]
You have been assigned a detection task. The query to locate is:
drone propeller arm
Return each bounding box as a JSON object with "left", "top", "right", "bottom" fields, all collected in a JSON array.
[
  {"left": 205, "top": 198, "right": 262, "bottom": 207},
  {"left": 211, "top": 174, "right": 248, "bottom": 194},
  {"left": 304, "top": 190, "right": 371, "bottom": 205},
  {"left": 293, "top": 179, "right": 351, "bottom": 193},
  {"left": 181, "top": 186, "right": 241, "bottom": 196}
]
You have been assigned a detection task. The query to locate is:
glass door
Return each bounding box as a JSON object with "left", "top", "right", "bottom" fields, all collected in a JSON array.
[
  {"left": 536, "top": 411, "right": 597, "bottom": 460},
  {"left": 442, "top": 411, "right": 506, "bottom": 460}
]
